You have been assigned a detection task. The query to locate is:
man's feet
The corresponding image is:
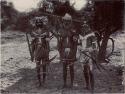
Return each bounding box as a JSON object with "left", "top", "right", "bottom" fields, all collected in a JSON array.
[
  {"left": 63, "top": 84, "right": 67, "bottom": 88},
  {"left": 69, "top": 83, "right": 73, "bottom": 88},
  {"left": 84, "top": 86, "right": 89, "bottom": 90}
]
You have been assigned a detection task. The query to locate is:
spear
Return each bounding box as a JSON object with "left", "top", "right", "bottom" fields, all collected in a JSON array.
[{"left": 26, "top": 32, "right": 33, "bottom": 61}]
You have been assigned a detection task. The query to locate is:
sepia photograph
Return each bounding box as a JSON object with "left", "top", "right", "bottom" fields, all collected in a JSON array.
[{"left": 0, "top": 0, "right": 125, "bottom": 93}]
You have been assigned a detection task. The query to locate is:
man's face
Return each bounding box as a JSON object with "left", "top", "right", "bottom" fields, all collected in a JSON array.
[
  {"left": 35, "top": 19, "right": 43, "bottom": 28},
  {"left": 34, "top": 16, "right": 48, "bottom": 28}
]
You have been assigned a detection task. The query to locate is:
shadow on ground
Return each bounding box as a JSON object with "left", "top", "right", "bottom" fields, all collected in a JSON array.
[{"left": 1, "top": 63, "right": 124, "bottom": 94}]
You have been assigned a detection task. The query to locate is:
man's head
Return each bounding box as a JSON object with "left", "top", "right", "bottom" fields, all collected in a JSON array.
[
  {"left": 62, "top": 13, "right": 72, "bottom": 29},
  {"left": 34, "top": 16, "right": 48, "bottom": 28}
]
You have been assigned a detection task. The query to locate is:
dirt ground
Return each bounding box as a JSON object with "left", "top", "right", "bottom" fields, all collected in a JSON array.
[{"left": 0, "top": 31, "right": 124, "bottom": 94}]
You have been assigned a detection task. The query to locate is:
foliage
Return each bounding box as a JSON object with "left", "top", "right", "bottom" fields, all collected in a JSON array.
[
  {"left": 90, "top": 0, "right": 124, "bottom": 35},
  {"left": 1, "top": 0, "right": 19, "bottom": 31}
]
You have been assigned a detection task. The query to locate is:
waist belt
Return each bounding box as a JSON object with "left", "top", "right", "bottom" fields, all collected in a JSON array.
[{"left": 61, "top": 58, "right": 76, "bottom": 62}]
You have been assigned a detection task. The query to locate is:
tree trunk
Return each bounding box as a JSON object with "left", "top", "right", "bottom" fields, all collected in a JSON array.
[{"left": 97, "top": 33, "right": 110, "bottom": 63}]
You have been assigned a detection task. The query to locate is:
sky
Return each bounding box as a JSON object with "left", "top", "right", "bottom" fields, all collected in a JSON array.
[
  {"left": 8, "top": 0, "right": 87, "bottom": 12},
  {"left": 9, "top": 0, "right": 40, "bottom": 12}
]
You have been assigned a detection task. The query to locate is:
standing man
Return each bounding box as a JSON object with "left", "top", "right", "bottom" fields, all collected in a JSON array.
[
  {"left": 79, "top": 35, "right": 97, "bottom": 90},
  {"left": 29, "top": 16, "right": 51, "bottom": 86},
  {"left": 30, "top": 16, "right": 50, "bottom": 62}
]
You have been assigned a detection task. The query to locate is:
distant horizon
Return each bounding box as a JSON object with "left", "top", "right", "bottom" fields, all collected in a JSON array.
[{"left": 7, "top": 0, "right": 87, "bottom": 12}]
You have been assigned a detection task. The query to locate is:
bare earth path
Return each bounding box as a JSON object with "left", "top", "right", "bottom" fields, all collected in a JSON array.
[{"left": 0, "top": 31, "right": 124, "bottom": 94}]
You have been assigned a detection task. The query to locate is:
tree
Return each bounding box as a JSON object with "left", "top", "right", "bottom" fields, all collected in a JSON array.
[
  {"left": 90, "top": 0, "right": 124, "bottom": 62},
  {"left": 1, "top": 0, "right": 19, "bottom": 30}
]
